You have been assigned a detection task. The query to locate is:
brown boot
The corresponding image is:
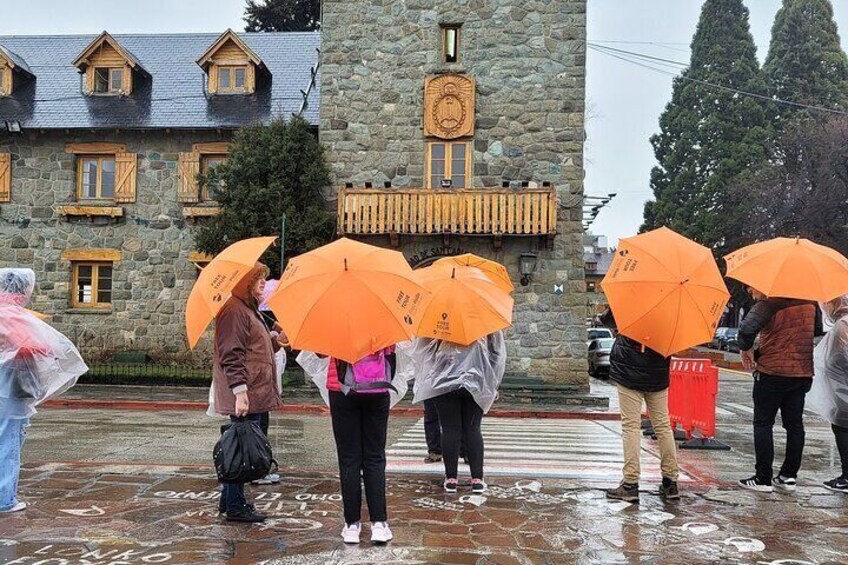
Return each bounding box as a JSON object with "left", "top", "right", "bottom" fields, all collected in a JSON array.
[{"left": 606, "top": 482, "right": 639, "bottom": 503}]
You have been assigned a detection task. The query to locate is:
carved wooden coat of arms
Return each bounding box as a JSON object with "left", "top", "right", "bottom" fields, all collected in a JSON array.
[{"left": 424, "top": 74, "right": 475, "bottom": 140}]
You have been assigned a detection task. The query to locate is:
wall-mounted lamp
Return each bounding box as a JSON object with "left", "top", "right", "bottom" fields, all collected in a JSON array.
[
  {"left": 519, "top": 252, "right": 538, "bottom": 286},
  {"left": 440, "top": 179, "right": 453, "bottom": 188},
  {"left": 5, "top": 120, "right": 21, "bottom": 133}
]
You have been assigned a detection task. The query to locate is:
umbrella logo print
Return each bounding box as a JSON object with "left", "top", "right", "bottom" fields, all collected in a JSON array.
[
  {"left": 619, "top": 249, "right": 629, "bottom": 257},
  {"left": 441, "top": 312, "right": 448, "bottom": 320},
  {"left": 212, "top": 293, "right": 224, "bottom": 303},
  {"left": 404, "top": 314, "right": 414, "bottom": 325}
]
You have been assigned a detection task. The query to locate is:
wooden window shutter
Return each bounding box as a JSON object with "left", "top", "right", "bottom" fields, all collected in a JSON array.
[
  {"left": 178, "top": 152, "right": 201, "bottom": 203},
  {"left": 114, "top": 152, "right": 137, "bottom": 203},
  {"left": 207, "top": 64, "right": 218, "bottom": 94},
  {"left": 84, "top": 67, "right": 95, "bottom": 95},
  {"left": 0, "top": 153, "right": 10, "bottom": 203}
]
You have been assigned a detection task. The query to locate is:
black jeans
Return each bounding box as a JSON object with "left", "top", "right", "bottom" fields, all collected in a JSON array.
[
  {"left": 221, "top": 413, "right": 262, "bottom": 514},
  {"left": 833, "top": 424, "right": 848, "bottom": 479},
  {"left": 433, "top": 389, "right": 484, "bottom": 481},
  {"left": 752, "top": 372, "right": 812, "bottom": 482},
  {"left": 424, "top": 399, "right": 442, "bottom": 454},
  {"left": 329, "top": 390, "right": 389, "bottom": 525},
  {"left": 259, "top": 412, "right": 270, "bottom": 437}
]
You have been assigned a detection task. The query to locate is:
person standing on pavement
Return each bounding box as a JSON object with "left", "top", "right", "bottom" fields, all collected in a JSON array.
[
  {"left": 327, "top": 348, "right": 396, "bottom": 545},
  {"left": 601, "top": 308, "right": 680, "bottom": 504},
  {"left": 807, "top": 295, "right": 848, "bottom": 493},
  {"left": 423, "top": 399, "right": 443, "bottom": 463},
  {"left": 212, "top": 263, "right": 283, "bottom": 523},
  {"left": 0, "top": 269, "right": 87, "bottom": 513},
  {"left": 404, "top": 331, "right": 507, "bottom": 495},
  {"left": 737, "top": 287, "right": 816, "bottom": 493}
]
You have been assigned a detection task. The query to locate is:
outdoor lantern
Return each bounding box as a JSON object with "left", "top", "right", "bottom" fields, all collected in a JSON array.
[
  {"left": 5, "top": 120, "right": 21, "bottom": 133},
  {"left": 440, "top": 179, "right": 453, "bottom": 188},
  {"left": 519, "top": 252, "right": 538, "bottom": 286}
]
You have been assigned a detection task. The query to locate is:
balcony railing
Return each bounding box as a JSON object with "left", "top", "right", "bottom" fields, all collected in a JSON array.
[{"left": 337, "top": 187, "right": 558, "bottom": 236}]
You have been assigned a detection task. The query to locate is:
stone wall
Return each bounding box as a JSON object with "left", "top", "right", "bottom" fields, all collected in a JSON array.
[
  {"left": 0, "top": 130, "right": 229, "bottom": 362},
  {"left": 319, "top": 0, "right": 588, "bottom": 386}
]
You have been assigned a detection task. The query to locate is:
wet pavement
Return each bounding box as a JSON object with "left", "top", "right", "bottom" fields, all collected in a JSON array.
[
  {"left": 1, "top": 462, "right": 846, "bottom": 565},
  {"left": 3, "top": 370, "right": 847, "bottom": 564}
]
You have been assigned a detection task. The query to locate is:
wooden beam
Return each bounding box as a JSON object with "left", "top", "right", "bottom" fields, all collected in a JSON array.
[
  {"left": 57, "top": 205, "right": 124, "bottom": 218},
  {"left": 60, "top": 248, "right": 122, "bottom": 262},
  {"left": 65, "top": 142, "right": 126, "bottom": 155}
]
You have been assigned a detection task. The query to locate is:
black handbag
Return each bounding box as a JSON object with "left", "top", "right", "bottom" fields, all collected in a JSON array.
[
  {"left": 0, "top": 354, "right": 45, "bottom": 400},
  {"left": 213, "top": 418, "right": 277, "bottom": 484}
]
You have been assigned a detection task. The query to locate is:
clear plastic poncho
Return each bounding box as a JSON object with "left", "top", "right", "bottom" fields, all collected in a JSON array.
[
  {"left": 809, "top": 295, "right": 848, "bottom": 427},
  {"left": 296, "top": 350, "right": 408, "bottom": 408},
  {"left": 397, "top": 331, "right": 507, "bottom": 414},
  {"left": 0, "top": 269, "right": 88, "bottom": 419}
]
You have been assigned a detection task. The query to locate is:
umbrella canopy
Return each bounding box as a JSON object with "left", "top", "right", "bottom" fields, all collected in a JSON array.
[
  {"left": 724, "top": 237, "right": 848, "bottom": 302},
  {"left": 414, "top": 264, "right": 514, "bottom": 345},
  {"left": 266, "top": 238, "right": 428, "bottom": 363},
  {"left": 601, "top": 227, "right": 729, "bottom": 357},
  {"left": 185, "top": 236, "right": 277, "bottom": 349},
  {"left": 433, "top": 253, "right": 515, "bottom": 293}
]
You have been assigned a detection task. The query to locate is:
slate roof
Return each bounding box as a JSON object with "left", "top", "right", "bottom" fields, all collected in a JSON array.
[
  {"left": 0, "top": 44, "right": 33, "bottom": 76},
  {"left": 0, "top": 32, "right": 320, "bottom": 130}
]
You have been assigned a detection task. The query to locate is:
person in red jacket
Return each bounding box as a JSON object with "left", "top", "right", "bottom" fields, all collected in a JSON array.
[{"left": 737, "top": 287, "right": 816, "bottom": 493}]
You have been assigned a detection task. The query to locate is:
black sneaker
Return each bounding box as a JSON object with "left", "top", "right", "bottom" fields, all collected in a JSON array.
[
  {"left": 773, "top": 475, "right": 797, "bottom": 493},
  {"left": 738, "top": 476, "right": 774, "bottom": 493},
  {"left": 226, "top": 505, "right": 266, "bottom": 523},
  {"left": 219, "top": 501, "right": 255, "bottom": 514},
  {"left": 659, "top": 479, "right": 680, "bottom": 500},
  {"left": 471, "top": 479, "right": 487, "bottom": 493},
  {"left": 444, "top": 478, "right": 458, "bottom": 493},
  {"left": 606, "top": 482, "right": 639, "bottom": 503},
  {"left": 823, "top": 476, "right": 848, "bottom": 493}
]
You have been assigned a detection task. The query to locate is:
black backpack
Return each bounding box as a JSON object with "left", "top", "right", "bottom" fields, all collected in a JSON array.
[{"left": 213, "top": 418, "right": 277, "bottom": 484}]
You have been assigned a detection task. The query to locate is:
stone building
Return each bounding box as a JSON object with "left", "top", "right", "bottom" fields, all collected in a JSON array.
[
  {"left": 0, "top": 30, "right": 320, "bottom": 359},
  {"left": 584, "top": 233, "right": 614, "bottom": 321},
  {"left": 1, "top": 1, "right": 588, "bottom": 389},
  {"left": 321, "top": 0, "right": 588, "bottom": 387}
]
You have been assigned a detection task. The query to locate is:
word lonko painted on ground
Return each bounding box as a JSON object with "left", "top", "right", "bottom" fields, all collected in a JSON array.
[{"left": 5, "top": 545, "right": 174, "bottom": 564}]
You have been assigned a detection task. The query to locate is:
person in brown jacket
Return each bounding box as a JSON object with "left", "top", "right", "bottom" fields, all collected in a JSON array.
[
  {"left": 212, "top": 262, "right": 283, "bottom": 522},
  {"left": 737, "top": 287, "right": 816, "bottom": 494}
]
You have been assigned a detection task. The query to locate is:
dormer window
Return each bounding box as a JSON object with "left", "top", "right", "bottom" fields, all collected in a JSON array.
[
  {"left": 196, "top": 29, "right": 268, "bottom": 96},
  {"left": 73, "top": 32, "right": 148, "bottom": 97},
  {"left": 94, "top": 67, "right": 123, "bottom": 94},
  {"left": 0, "top": 45, "right": 34, "bottom": 97}
]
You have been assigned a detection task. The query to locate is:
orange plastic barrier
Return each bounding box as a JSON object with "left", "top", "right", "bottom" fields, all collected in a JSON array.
[{"left": 667, "top": 358, "right": 731, "bottom": 450}]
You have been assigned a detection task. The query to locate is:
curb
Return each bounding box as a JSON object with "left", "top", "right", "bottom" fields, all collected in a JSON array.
[{"left": 41, "top": 398, "right": 622, "bottom": 421}]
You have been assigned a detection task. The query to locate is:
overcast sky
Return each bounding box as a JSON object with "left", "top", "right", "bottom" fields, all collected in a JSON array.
[{"left": 5, "top": 1, "right": 848, "bottom": 247}]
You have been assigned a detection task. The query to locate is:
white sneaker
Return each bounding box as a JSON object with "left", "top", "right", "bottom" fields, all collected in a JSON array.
[
  {"left": 341, "top": 522, "right": 361, "bottom": 544},
  {"left": 251, "top": 473, "right": 281, "bottom": 485},
  {"left": 0, "top": 502, "right": 27, "bottom": 513},
  {"left": 371, "top": 521, "right": 393, "bottom": 544},
  {"left": 773, "top": 476, "right": 797, "bottom": 493}
]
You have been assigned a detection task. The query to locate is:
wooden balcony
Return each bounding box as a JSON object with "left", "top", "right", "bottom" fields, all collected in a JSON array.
[{"left": 337, "top": 187, "right": 558, "bottom": 238}]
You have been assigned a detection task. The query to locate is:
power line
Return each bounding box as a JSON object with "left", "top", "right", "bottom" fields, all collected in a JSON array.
[{"left": 588, "top": 43, "right": 848, "bottom": 117}]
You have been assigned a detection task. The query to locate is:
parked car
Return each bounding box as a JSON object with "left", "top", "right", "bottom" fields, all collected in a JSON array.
[
  {"left": 717, "top": 328, "right": 738, "bottom": 351},
  {"left": 588, "top": 337, "right": 615, "bottom": 378},
  {"left": 587, "top": 327, "right": 613, "bottom": 346},
  {"left": 725, "top": 336, "right": 741, "bottom": 353},
  {"left": 710, "top": 327, "right": 734, "bottom": 349}
]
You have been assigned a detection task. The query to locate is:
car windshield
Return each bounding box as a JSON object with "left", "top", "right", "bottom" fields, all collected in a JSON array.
[
  {"left": 597, "top": 338, "right": 615, "bottom": 349},
  {"left": 588, "top": 329, "right": 611, "bottom": 340},
  {"left": 726, "top": 329, "right": 738, "bottom": 337}
]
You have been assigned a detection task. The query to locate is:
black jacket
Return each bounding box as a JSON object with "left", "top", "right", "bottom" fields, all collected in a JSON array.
[{"left": 608, "top": 335, "right": 670, "bottom": 392}]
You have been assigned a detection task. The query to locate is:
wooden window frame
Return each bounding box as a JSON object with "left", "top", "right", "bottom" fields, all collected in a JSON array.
[
  {"left": 217, "top": 65, "right": 249, "bottom": 94},
  {"left": 442, "top": 25, "right": 461, "bottom": 64},
  {"left": 425, "top": 140, "right": 472, "bottom": 189},
  {"left": 71, "top": 261, "right": 114, "bottom": 310},
  {"left": 200, "top": 154, "right": 228, "bottom": 202},
  {"left": 93, "top": 66, "right": 124, "bottom": 95},
  {"left": 77, "top": 155, "right": 117, "bottom": 200}
]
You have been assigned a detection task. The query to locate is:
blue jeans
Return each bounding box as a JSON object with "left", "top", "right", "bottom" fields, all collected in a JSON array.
[
  {"left": 0, "top": 417, "right": 28, "bottom": 511},
  {"left": 220, "top": 413, "right": 261, "bottom": 514}
]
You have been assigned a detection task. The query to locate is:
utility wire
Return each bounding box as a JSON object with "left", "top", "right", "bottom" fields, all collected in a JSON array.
[{"left": 588, "top": 42, "right": 848, "bottom": 117}]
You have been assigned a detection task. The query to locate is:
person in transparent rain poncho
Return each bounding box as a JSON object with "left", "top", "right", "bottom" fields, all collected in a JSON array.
[
  {"left": 397, "top": 331, "right": 507, "bottom": 494},
  {"left": 809, "top": 294, "right": 848, "bottom": 493},
  {"left": 0, "top": 268, "right": 88, "bottom": 513}
]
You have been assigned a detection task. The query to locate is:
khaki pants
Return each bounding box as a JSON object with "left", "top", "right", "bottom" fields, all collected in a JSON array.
[{"left": 618, "top": 384, "right": 679, "bottom": 483}]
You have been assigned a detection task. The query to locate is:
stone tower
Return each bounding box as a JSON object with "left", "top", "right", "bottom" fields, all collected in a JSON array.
[{"left": 319, "top": 0, "right": 589, "bottom": 392}]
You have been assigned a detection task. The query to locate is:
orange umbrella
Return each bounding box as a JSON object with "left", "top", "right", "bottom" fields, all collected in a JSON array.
[
  {"left": 185, "top": 236, "right": 276, "bottom": 349},
  {"left": 601, "top": 227, "right": 729, "bottom": 357},
  {"left": 725, "top": 237, "right": 848, "bottom": 302},
  {"left": 433, "top": 253, "right": 514, "bottom": 293},
  {"left": 414, "top": 264, "right": 513, "bottom": 345},
  {"left": 266, "top": 238, "right": 427, "bottom": 363}
]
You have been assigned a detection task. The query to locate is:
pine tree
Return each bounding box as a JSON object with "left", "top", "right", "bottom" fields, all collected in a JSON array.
[
  {"left": 642, "top": 0, "right": 771, "bottom": 253},
  {"left": 244, "top": 0, "right": 321, "bottom": 32},
  {"left": 763, "top": 0, "right": 848, "bottom": 125},
  {"left": 194, "top": 116, "right": 335, "bottom": 276}
]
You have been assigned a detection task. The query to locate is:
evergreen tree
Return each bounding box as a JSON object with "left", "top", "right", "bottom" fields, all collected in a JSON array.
[
  {"left": 194, "top": 116, "right": 335, "bottom": 276},
  {"left": 244, "top": 0, "right": 321, "bottom": 32},
  {"left": 642, "top": 0, "right": 771, "bottom": 253},
  {"left": 763, "top": 0, "right": 848, "bottom": 126}
]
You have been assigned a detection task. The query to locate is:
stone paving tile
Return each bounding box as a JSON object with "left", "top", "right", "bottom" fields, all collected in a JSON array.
[{"left": 0, "top": 462, "right": 846, "bottom": 565}]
